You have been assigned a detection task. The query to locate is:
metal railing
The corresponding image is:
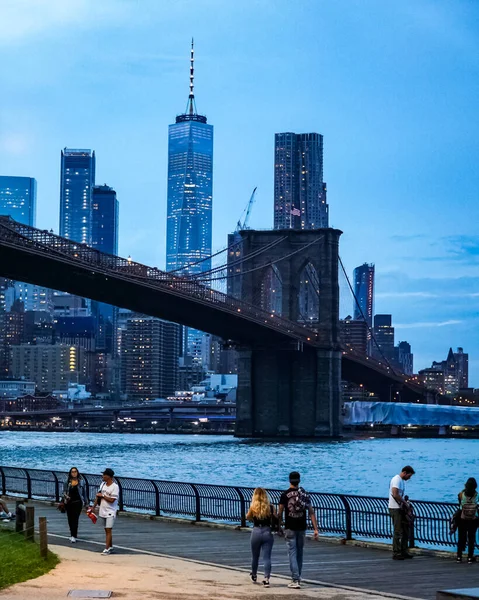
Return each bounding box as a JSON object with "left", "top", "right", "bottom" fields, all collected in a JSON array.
[{"left": 0, "top": 465, "right": 467, "bottom": 551}]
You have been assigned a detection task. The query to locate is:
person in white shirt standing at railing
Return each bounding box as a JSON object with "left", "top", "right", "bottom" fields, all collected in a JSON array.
[
  {"left": 91, "top": 468, "right": 119, "bottom": 555},
  {"left": 389, "top": 465, "right": 415, "bottom": 560}
]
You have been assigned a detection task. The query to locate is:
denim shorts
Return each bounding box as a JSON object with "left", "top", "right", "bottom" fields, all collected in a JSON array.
[{"left": 97, "top": 516, "right": 115, "bottom": 529}]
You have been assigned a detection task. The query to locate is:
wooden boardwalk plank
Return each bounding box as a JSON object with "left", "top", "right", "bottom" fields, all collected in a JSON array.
[{"left": 13, "top": 502, "right": 479, "bottom": 600}]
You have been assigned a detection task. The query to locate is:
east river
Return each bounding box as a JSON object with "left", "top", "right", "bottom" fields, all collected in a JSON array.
[{"left": 1, "top": 431, "right": 478, "bottom": 502}]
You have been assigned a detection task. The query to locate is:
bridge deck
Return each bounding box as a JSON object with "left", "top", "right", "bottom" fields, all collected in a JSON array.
[{"left": 7, "top": 500, "right": 477, "bottom": 600}]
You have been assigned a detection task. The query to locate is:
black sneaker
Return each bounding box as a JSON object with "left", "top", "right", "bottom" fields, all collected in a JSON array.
[
  {"left": 402, "top": 553, "right": 414, "bottom": 559},
  {"left": 456, "top": 556, "right": 462, "bottom": 563},
  {"left": 468, "top": 557, "right": 476, "bottom": 564},
  {"left": 250, "top": 573, "right": 257, "bottom": 583},
  {"left": 262, "top": 579, "right": 270, "bottom": 588},
  {"left": 392, "top": 555, "right": 404, "bottom": 560}
]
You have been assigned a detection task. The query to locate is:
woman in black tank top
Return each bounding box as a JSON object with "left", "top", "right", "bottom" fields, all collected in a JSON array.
[
  {"left": 246, "top": 488, "right": 277, "bottom": 587},
  {"left": 63, "top": 467, "right": 88, "bottom": 543}
]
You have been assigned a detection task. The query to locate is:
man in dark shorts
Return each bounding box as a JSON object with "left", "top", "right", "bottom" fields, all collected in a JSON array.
[{"left": 278, "top": 471, "right": 319, "bottom": 589}]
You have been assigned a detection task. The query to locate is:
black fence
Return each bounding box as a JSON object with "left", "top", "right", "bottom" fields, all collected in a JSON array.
[{"left": 0, "top": 465, "right": 466, "bottom": 551}]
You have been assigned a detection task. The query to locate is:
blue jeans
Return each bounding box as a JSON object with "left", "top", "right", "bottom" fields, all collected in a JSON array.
[
  {"left": 284, "top": 529, "right": 305, "bottom": 581},
  {"left": 251, "top": 526, "right": 274, "bottom": 579}
]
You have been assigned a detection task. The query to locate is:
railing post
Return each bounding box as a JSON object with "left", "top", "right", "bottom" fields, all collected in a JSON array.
[
  {"left": 0, "top": 466, "right": 5, "bottom": 496},
  {"left": 191, "top": 484, "right": 201, "bottom": 522},
  {"left": 152, "top": 480, "right": 161, "bottom": 517},
  {"left": 52, "top": 471, "right": 59, "bottom": 502},
  {"left": 15, "top": 501, "right": 25, "bottom": 533},
  {"left": 116, "top": 477, "right": 124, "bottom": 511},
  {"left": 339, "top": 495, "right": 353, "bottom": 540},
  {"left": 25, "top": 505, "right": 35, "bottom": 541},
  {"left": 235, "top": 487, "right": 246, "bottom": 527},
  {"left": 84, "top": 478, "right": 91, "bottom": 505},
  {"left": 39, "top": 516, "right": 48, "bottom": 560},
  {"left": 25, "top": 469, "right": 32, "bottom": 499},
  {"left": 409, "top": 513, "right": 416, "bottom": 548}
]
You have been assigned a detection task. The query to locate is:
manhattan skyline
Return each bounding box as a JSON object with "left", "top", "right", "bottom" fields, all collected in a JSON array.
[{"left": 0, "top": 0, "right": 478, "bottom": 381}]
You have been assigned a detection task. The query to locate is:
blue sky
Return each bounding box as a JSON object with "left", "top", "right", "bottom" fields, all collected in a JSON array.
[{"left": 0, "top": 0, "right": 478, "bottom": 382}]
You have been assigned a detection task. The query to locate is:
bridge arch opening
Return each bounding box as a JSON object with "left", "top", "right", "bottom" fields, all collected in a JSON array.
[
  {"left": 260, "top": 264, "right": 282, "bottom": 316},
  {"left": 298, "top": 261, "right": 320, "bottom": 325}
]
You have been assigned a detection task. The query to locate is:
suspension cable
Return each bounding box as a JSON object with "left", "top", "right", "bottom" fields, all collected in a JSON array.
[
  {"left": 188, "top": 236, "right": 288, "bottom": 279},
  {"left": 193, "top": 236, "right": 324, "bottom": 283},
  {"left": 167, "top": 244, "right": 229, "bottom": 274}
]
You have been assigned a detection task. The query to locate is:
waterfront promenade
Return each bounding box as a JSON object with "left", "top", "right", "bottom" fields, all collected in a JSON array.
[{"left": 4, "top": 500, "right": 479, "bottom": 600}]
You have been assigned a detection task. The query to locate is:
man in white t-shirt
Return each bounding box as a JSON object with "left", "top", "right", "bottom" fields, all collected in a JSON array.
[
  {"left": 93, "top": 468, "right": 120, "bottom": 555},
  {"left": 389, "top": 465, "right": 415, "bottom": 560}
]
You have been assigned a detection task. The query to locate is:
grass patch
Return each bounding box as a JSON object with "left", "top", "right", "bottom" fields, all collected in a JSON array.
[{"left": 0, "top": 528, "right": 60, "bottom": 590}]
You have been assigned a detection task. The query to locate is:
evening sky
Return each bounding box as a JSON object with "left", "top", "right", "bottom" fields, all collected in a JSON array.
[{"left": 0, "top": 0, "right": 478, "bottom": 381}]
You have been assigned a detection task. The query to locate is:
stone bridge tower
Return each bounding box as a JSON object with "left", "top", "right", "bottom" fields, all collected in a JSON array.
[{"left": 233, "top": 228, "right": 342, "bottom": 438}]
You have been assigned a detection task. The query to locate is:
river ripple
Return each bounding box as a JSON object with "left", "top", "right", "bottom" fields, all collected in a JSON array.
[{"left": 1, "top": 431, "right": 477, "bottom": 503}]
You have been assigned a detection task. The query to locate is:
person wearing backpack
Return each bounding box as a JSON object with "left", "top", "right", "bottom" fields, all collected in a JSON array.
[
  {"left": 456, "top": 477, "right": 479, "bottom": 563},
  {"left": 278, "top": 471, "right": 319, "bottom": 589}
]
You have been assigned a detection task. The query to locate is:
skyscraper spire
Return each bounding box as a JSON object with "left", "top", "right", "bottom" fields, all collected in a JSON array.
[
  {"left": 177, "top": 38, "right": 206, "bottom": 124},
  {"left": 188, "top": 38, "right": 195, "bottom": 115}
]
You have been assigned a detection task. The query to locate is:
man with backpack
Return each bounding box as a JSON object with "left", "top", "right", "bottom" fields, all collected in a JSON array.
[
  {"left": 389, "top": 465, "right": 415, "bottom": 560},
  {"left": 278, "top": 471, "right": 319, "bottom": 589}
]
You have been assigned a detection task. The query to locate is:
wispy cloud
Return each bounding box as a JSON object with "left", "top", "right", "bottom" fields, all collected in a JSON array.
[
  {"left": 416, "top": 236, "right": 479, "bottom": 265},
  {"left": 377, "top": 291, "right": 479, "bottom": 300},
  {"left": 395, "top": 320, "right": 462, "bottom": 329},
  {"left": 376, "top": 291, "right": 437, "bottom": 299},
  {"left": 0, "top": 0, "right": 130, "bottom": 45},
  {"left": 390, "top": 234, "right": 428, "bottom": 243},
  {"left": 398, "top": 0, "right": 479, "bottom": 55},
  {"left": 0, "top": 132, "right": 33, "bottom": 156}
]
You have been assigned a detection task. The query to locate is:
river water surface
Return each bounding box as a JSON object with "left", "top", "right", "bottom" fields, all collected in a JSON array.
[{"left": 1, "top": 431, "right": 478, "bottom": 502}]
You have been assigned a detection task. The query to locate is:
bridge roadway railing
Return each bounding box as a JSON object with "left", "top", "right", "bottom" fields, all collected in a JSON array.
[
  {"left": 0, "top": 217, "right": 316, "bottom": 344},
  {"left": 0, "top": 466, "right": 465, "bottom": 551},
  {"left": 0, "top": 217, "right": 428, "bottom": 390}
]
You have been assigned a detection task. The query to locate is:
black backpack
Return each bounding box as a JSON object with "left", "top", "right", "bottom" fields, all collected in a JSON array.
[{"left": 461, "top": 493, "right": 478, "bottom": 520}]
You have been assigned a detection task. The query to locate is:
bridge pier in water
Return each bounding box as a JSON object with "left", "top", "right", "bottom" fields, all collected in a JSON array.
[
  {"left": 234, "top": 228, "right": 342, "bottom": 438},
  {"left": 236, "top": 345, "right": 342, "bottom": 437}
]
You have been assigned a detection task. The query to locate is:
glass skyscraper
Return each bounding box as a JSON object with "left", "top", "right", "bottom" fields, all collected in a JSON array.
[
  {"left": 0, "top": 176, "right": 36, "bottom": 226},
  {"left": 166, "top": 43, "right": 213, "bottom": 275},
  {"left": 60, "top": 148, "right": 96, "bottom": 244},
  {"left": 274, "top": 132, "right": 328, "bottom": 230},
  {"left": 166, "top": 41, "right": 213, "bottom": 364},
  {"left": 91, "top": 184, "right": 119, "bottom": 354},
  {"left": 0, "top": 176, "right": 38, "bottom": 316},
  {"left": 353, "top": 262, "right": 375, "bottom": 345},
  {"left": 92, "top": 184, "right": 119, "bottom": 255}
]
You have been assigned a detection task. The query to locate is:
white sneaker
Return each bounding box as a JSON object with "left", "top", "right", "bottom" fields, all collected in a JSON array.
[
  {"left": 101, "top": 548, "right": 112, "bottom": 555},
  {"left": 288, "top": 581, "right": 301, "bottom": 589},
  {"left": 70, "top": 536, "right": 77, "bottom": 543}
]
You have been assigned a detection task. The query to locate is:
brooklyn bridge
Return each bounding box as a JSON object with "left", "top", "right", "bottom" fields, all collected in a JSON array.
[{"left": 0, "top": 216, "right": 428, "bottom": 438}]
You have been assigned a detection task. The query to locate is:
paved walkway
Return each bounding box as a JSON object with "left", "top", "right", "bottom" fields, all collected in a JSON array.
[{"left": 6, "top": 501, "right": 479, "bottom": 600}]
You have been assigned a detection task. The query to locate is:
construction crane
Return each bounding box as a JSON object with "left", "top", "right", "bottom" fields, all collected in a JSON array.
[{"left": 235, "top": 187, "right": 257, "bottom": 232}]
